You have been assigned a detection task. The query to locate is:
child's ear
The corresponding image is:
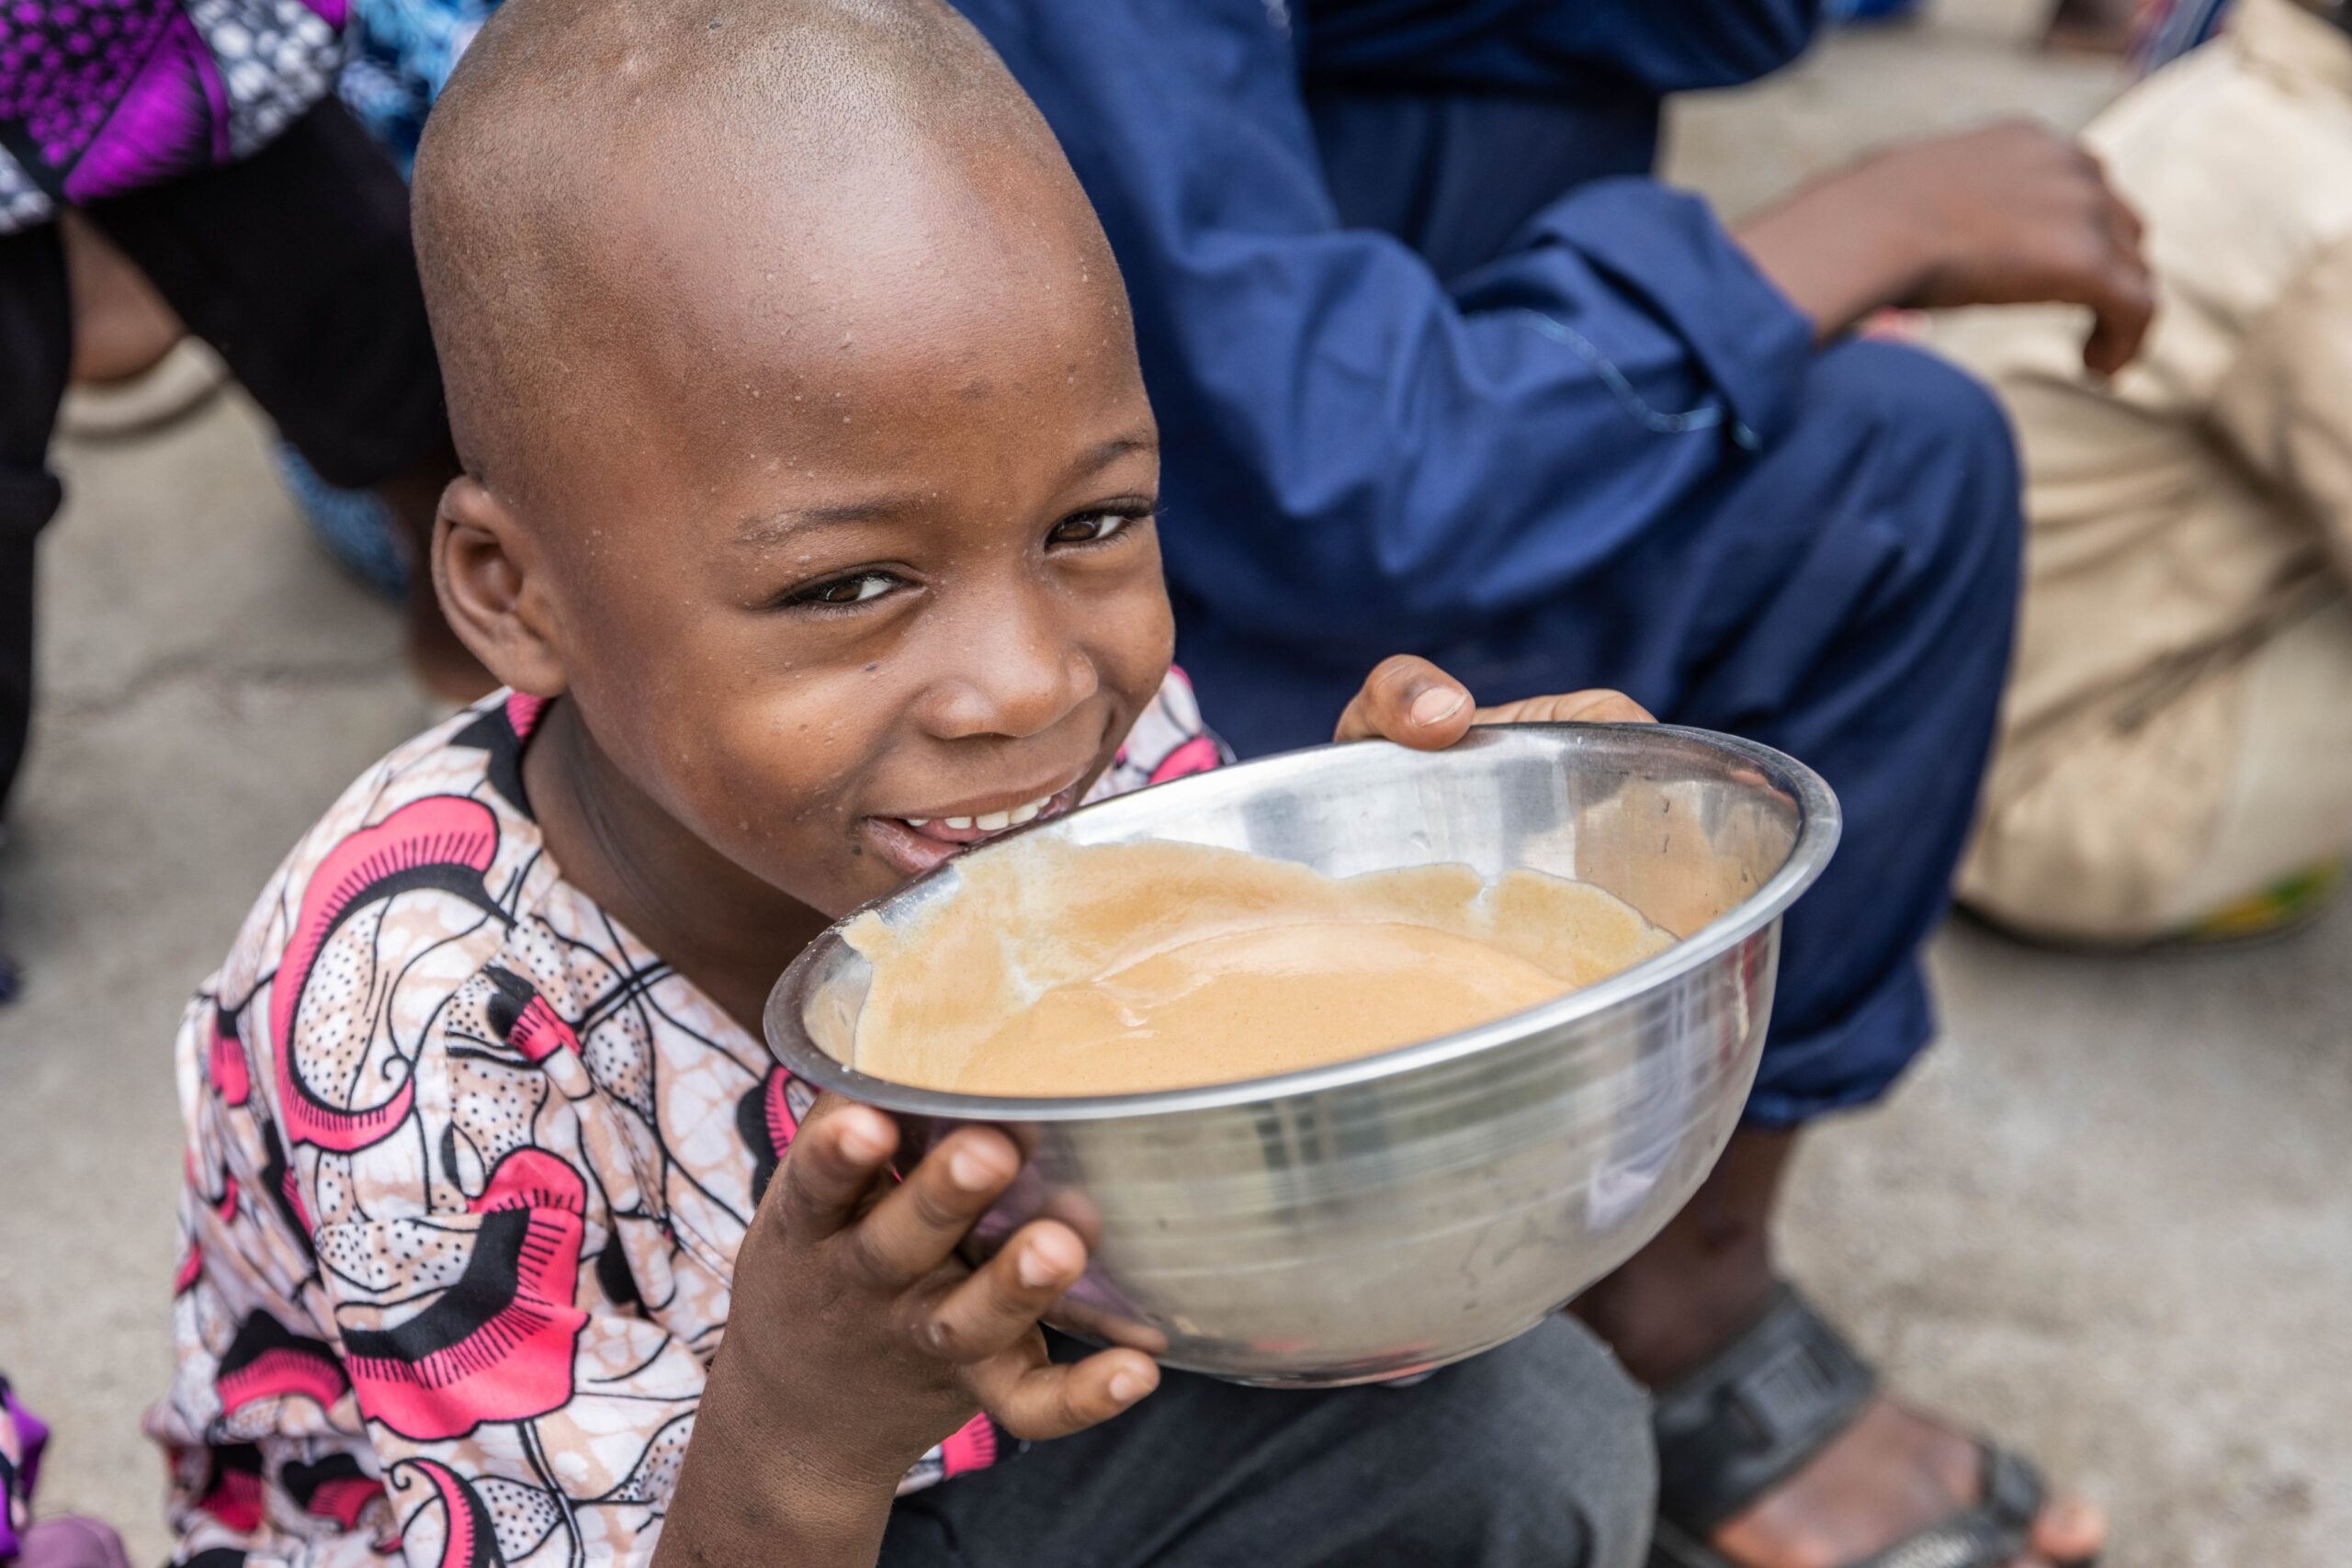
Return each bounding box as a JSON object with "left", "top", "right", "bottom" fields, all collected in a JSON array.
[{"left": 434, "top": 476, "right": 568, "bottom": 698}]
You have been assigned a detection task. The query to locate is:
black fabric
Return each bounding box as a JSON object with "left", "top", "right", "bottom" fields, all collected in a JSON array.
[
  {"left": 0, "top": 95, "right": 446, "bottom": 815},
  {"left": 77, "top": 97, "right": 447, "bottom": 491},
  {"left": 1650, "top": 1285, "right": 1877, "bottom": 1539},
  {"left": 0, "top": 220, "right": 70, "bottom": 818},
  {"left": 880, "top": 1316, "right": 1657, "bottom": 1568}
]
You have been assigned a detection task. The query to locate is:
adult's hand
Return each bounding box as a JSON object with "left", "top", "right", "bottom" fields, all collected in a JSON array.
[
  {"left": 1334, "top": 655, "right": 1653, "bottom": 750},
  {"left": 1736, "top": 121, "right": 2154, "bottom": 376}
]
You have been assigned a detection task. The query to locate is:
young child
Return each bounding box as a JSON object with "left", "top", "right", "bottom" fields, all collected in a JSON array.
[
  {"left": 147, "top": 1, "right": 1658, "bottom": 1562},
  {"left": 1939, "top": 0, "right": 2352, "bottom": 942}
]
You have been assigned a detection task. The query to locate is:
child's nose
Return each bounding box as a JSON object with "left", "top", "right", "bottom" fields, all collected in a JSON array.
[{"left": 916, "top": 621, "right": 1101, "bottom": 740}]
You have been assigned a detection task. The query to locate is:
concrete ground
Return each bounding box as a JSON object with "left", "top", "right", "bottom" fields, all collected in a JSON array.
[{"left": 3, "top": 9, "right": 2346, "bottom": 1567}]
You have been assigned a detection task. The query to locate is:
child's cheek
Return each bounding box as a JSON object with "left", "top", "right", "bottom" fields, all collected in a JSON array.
[{"left": 712, "top": 694, "right": 881, "bottom": 865}]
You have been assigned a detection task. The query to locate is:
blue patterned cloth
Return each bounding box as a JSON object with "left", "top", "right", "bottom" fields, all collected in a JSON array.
[{"left": 336, "top": 0, "right": 494, "bottom": 175}]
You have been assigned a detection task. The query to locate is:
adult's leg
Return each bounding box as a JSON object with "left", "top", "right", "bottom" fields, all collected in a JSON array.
[
  {"left": 1532, "top": 344, "right": 2093, "bottom": 1567},
  {"left": 79, "top": 99, "right": 487, "bottom": 699},
  {"left": 0, "top": 221, "right": 73, "bottom": 818},
  {"left": 2156, "top": 596, "right": 2352, "bottom": 926},
  {"left": 881, "top": 1316, "right": 1655, "bottom": 1568},
  {"left": 59, "top": 212, "right": 183, "bottom": 387},
  {"left": 1437, "top": 340, "right": 2020, "bottom": 1130},
  {"left": 1189, "top": 339, "right": 2090, "bottom": 1564}
]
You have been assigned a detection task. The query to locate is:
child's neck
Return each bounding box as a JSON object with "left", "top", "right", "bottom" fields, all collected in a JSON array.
[{"left": 522, "top": 698, "right": 833, "bottom": 1032}]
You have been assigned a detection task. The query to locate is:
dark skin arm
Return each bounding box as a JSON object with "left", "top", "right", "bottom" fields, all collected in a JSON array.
[
  {"left": 654, "top": 1101, "right": 1159, "bottom": 1567},
  {"left": 1735, "top": 121, "right": 2155, "bottom": 376}
]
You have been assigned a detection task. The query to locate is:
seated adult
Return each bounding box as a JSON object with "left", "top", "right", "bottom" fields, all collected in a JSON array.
[
  {"left": 1944, "top": 0, "right": 2352, "bottom": 944},
  {"left": 947, "top": 4, "right": 2147, "bottom": 1565}
]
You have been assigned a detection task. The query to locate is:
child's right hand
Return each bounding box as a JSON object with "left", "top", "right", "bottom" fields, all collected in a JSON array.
[{"left": 660, "top": 1096, "right": 1158, "bottom": 1564}]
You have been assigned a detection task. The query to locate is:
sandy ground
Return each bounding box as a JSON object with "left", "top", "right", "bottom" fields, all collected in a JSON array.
[{"left": 3, "top": 10, "right": 2346, "bottom": 1567}]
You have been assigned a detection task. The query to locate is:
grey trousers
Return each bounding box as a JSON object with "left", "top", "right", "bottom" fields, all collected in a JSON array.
[{"left": 880, "top": 1316, "right": 1656, "bottom": 1568}]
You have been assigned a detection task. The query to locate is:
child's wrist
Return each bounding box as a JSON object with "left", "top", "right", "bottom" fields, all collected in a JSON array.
[{"left": 665, "top": 1352, "right": 907, "bottom": 1564}]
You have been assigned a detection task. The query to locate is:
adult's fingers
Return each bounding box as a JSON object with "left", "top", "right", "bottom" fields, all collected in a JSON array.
[
  {"left": 2074, "top": 171, "right": 2155, "bottom": 377},
  {"left": 967, "top": 1345, "right": 1159, "bottom": 1442},
  {"left": 1333, "top": 655, "right": 1476, "bottom": 750},
  {"left": 843, "top": 1124, "right": 1023, "bottom": 1288},
  {"left": 772, "top": 1095, "right": 899, "bottom": 1242},
  {"left": 2078, "top": 246, "right": 2156, "bottom": 378},
  {"left": 1472, "top": 689, "right": 1656, "bottom": 727},
  {"left": 917, "top": 1219, "right": 1090, "bottom": 1363},
  {"left": 2103, "top": 178, "right": 2145, "bottom": 250}
]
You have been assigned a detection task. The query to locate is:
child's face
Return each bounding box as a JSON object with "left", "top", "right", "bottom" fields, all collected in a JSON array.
[{"left": 479, "top": 155, "right": 1175, "bottom": 920}]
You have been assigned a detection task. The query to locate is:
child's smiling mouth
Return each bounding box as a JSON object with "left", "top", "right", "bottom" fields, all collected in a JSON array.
[{"left": 863, "top": 781, "right": 1086, "bottom": 877}]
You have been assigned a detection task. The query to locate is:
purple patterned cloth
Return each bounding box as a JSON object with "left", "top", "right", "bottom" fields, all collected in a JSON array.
[
  {"left": 11, "top": 1518, "right": 130, "bottom": 1568},
  {"left": 0, "top": 0, "right": 348, "bottom": 231},
  {"left": 0, "top": 1380, "right": 130, "bottom": 1568},
  {"left": 1, "top": 1377, "right": 48, "bottom": 1560}
]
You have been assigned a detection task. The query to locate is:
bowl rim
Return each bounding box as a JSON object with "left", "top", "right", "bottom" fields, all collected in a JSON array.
[{"left": 762, "top": 722, "right": 1841, "bottom": 1122}]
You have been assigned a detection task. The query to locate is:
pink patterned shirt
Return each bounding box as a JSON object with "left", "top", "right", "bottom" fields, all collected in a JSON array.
[{"left": 148, "top": 673, "right": 1225, "bottom": 1565}]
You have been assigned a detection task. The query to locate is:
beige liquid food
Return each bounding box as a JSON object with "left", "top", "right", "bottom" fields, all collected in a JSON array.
[{"left": 842, "top": 840, "right": 1677, "bottom": 1097}]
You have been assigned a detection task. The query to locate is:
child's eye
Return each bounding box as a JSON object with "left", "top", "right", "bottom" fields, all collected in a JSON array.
[
  {"left": 786, "top": 570, "right": 901, "bottom": 609},
  {"left": 1046, "top": 509, "right": 1149, "bottom": 547}
]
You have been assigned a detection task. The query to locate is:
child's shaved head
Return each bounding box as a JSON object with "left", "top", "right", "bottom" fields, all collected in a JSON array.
[
  {"left": 408, "top": 0, "right": 1172, "bottom": 961},
  {"left": 414, "top": 0, "right": 1095, "bottom": 505}
]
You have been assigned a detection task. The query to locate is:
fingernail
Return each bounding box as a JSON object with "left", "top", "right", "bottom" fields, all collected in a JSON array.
[
  {"left": 1410, "top": 686, "right": 1465, "bottom": 726},
  {"left": 838, "top": 1117, "right": 888, "bottom": 1164},
  {"left": 1016, "top": 1240, "right": 1061, "bottom": 1289},
  {"left": 947, "top": 1145, "right": 995, "bottom": 1191},
  {"left": 1108, "top": 1368, "right": 1152, "bottom": 1404}
]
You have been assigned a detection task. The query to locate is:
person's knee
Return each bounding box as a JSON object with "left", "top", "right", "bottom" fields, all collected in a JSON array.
[
  {"left": 1809, "top": 336, "right": 2016, "bottom": 478},
  {"left": 1777, "top": 340, "right": 2024, "bottom": 743},
  {"left": 1420, "top": 1319, "right": 1657, "bottom": 1566},
  {"left": 1811, "top": 338, "right": 2022, "bottom": 598}
]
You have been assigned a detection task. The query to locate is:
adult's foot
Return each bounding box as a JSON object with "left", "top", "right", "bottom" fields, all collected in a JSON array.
[
  {"left": 1705, "top": 1398, "right": 2105, "bottom": 1568},
  {"left": 1572, "top": 1129, "right": 2107, "bottom": 1568}
]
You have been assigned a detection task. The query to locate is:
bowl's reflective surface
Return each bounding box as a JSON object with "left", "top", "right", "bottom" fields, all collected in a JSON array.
[{"left": 764, "top": 725, "right": 1838, "bottom": 1385}]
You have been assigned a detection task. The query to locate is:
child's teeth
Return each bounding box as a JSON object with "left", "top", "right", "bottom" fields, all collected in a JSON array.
[{"left": 908, "top": 794, "right": 1055, "bottom": 838}]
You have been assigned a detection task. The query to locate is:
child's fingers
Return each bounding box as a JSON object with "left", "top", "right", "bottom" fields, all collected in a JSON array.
[
  {"left": 968, "top": 1346, "right": 1159, "bottom": 1442},
  {"left": 774, "top": 1097, "right": 899, "bottom": 1241},
  {"left": 843, "top": 1125, "right": 1023, "bottom": 1288},
  {"left": 1472, "top": 689, "right": 1655, "bottom": 727},
  {"left": 1333, "top": 655, "right": 1476, "bottom": 750},
  {"left": 916, "top": 1219, "right": 1089, "bottom": 1363}
]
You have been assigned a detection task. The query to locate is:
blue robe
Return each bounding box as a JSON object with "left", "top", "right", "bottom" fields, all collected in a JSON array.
[{"left": 953, "top": 0, "right": 2021, "bottom": 1125}]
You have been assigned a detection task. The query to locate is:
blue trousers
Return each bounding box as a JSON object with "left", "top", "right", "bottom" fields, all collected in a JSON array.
[{"left": 1177, "top": 93, "right": 2024, "bottom": 1127}]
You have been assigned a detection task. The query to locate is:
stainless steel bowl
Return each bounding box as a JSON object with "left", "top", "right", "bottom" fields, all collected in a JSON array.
[{"left": 763, "top": 724, "right": 1838, "bottom": 1386}]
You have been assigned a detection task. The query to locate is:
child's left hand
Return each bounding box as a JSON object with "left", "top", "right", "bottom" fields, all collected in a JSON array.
[{"left": 1335, "top": 655, "right": 1652, "bottom": 748}]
